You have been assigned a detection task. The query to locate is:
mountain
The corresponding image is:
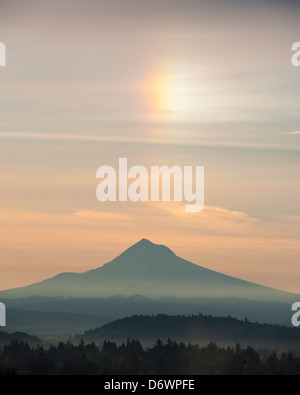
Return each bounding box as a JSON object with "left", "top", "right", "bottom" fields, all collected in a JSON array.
[
  {"left": 0, "top": 239, "right": 298, "bottom": 302},
  {"left": 79, "top": 314, "right": 300, "bottom": 349}
]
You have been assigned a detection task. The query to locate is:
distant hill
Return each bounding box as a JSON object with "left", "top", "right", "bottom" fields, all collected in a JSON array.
[
  {"left": 2, "top": 294, "right": 296, "bottom": 336},
  {"left": 0, "top": 330, "right": 41, "bottom": 346},
  {"left": 79, "top": 314, "right": 300, "bottom": 350},
  {"left": 1, "top": 239, "right": 298, "bottom": 303},
  {"left": 4, "top": 308, "right": 113, "bottom": 336}
]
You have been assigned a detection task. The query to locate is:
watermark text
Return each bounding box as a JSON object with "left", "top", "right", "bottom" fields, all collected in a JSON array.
[
  {"left": 292, "top": 302, "right": 300, "bottom": 327},
  {"left": 96, "top": 158, "right": 204, "bottom": 212},
  {"left": 0, "top": 302, "right": 6, "bottom": 326},
  {"left": 0, "top": 42, "right": 6, "bottom": 67},
  {"left": 291, "top": 42, "right": 300, "bottom": 67}
]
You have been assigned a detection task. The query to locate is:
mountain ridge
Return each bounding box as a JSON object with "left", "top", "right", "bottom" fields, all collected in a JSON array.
[
  {"left": 0, "top": 238, "right": 298, "bottom": 302},
  {"left": 79, "top": 313, "right": 300, "bottom": 349}
]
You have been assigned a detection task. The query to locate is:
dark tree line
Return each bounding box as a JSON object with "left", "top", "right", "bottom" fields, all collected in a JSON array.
[{"left": 0, "top": 339, "right": 300, "bottom": 375}]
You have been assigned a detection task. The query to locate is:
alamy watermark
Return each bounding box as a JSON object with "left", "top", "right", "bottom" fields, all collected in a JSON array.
[
  {"left": 292, "top": 42, "right": 300, "bottom": 67},
  {"left": 96, "top": 158, "right": 204, "bottom": 212},
  {"left": 291, "top": 302, "right": 300, "bottom": 327},
  {"left": 0, "top": 303, "right": 6, "bottom": 326},
  {"left": 0, "top": 42, "right": 6, "bottom": 67}
]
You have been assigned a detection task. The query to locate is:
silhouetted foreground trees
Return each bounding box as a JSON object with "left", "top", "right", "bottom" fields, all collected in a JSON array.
[{"left": 0, "top": 339, "right": 300, "bottom": 375}]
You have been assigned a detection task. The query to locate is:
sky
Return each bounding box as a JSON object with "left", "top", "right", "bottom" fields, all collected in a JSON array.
[{"left": 0, "top": 0, "right": 299, "bottom": 294}]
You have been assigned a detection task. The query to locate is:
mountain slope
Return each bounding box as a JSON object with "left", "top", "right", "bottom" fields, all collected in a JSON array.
[
  {"left": 0, "top": 330, "right": 41, "bottom": 346},
  {"left": 80, "top": 314, "right": 300, "bottom": 349},
  {"left": 5, "top": 309, "right": 113, "bottom": 335},
  {"left": 0, "top": 239, "right": 298, "bottom": 302},
  {"left": 2, "top": 294, "right": 295, "bottom": 326}
]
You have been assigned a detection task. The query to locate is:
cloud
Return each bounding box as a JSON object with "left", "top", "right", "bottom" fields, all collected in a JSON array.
[
  {"left": 283, "top": 131, "right": 300, "bottom": 135},
  {"left": 1, "top": 132, "right": 300, "bottom": 151},
  {"left": 142, "top": 202, "right": 260, "bottom": 234},
  {"left": 73, "top": 210, "right": 132, "bottom": 222}
]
